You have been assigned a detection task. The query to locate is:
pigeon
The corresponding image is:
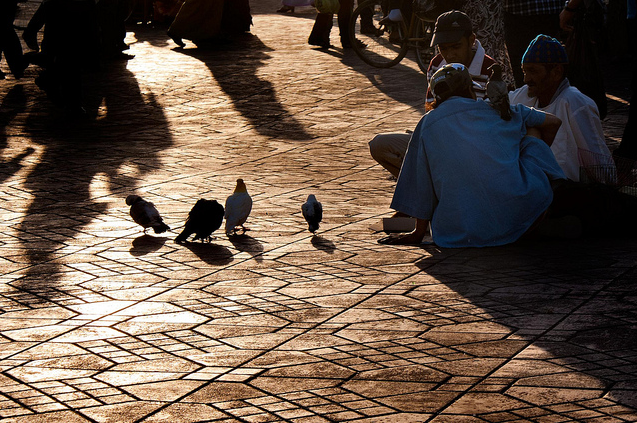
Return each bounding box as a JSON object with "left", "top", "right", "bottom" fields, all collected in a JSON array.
[
  {"left": 126, "top": 194, "right": 170, "bottom": 234},
  {"left": 486, "top": 63, "right": 511, "bottom": 121},
  {"left": 175, "top": 199, "right": 225, "bottom": 243},
  {"left": 224, "top": 179, "right": 253, "bottom": 236},
  {"left": 301, "top": 194, "right": 322, "bottom": 233}
]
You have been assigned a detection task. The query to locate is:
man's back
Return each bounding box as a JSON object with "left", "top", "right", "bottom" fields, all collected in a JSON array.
[{"left": 391, "top": 97, "right": 564, "bottom": 247}]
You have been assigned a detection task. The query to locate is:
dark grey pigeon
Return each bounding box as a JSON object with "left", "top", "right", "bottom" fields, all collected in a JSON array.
[{"left": 126, "top": 194, "right": 170, "bottom": 234}]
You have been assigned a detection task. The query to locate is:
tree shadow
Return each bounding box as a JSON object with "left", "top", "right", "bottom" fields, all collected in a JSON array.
[
  {"left": 409, "top": 238, "right": 637, "bottom": 414},
  {"left": 177, "top": 33, "right": 312, "bottom": 141},
  {"left": 14, "top": 60, "right": 173, "bottom": 294},
  {"left": 228, "top": 233, "right": 264, "bottom": 262},
  {"left": 182, "top": 241, "right": 234, "bottom": 266}
]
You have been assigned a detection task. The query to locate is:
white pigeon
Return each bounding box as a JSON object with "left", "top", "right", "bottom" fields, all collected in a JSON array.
[
  {"left": 302, "top": 194, "right": 322, "bottom": 233},
  {"left": 126, "top": 194, "right": 170, "bottom": 234},
  {"left": 224, "top": 179, "right": 253, "bottom": 236}
]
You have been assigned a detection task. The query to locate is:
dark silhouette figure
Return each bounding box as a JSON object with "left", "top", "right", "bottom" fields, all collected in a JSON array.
[{"left": 22, "top": 0, "right": 100, "bottom": 114}]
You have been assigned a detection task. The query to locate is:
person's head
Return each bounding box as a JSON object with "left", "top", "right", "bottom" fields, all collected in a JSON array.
[
  {"left": 429, "top": 63, "right": 476, "bottom": 108},
  {"left": 430, "top": 10, "right": 476, "bottom": 66},
  {"left": 521, "top": 35, "right": 568, "bottom": 103}
]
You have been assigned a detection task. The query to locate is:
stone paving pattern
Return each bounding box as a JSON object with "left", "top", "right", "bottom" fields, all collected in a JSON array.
[{"left": 1, "top": 1, "right": 636, "bottom": 422}]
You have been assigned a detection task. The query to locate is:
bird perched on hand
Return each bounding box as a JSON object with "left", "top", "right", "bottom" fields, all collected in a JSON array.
[
  {"left": 175, "top": 199, "right": 225, "bottom": 243},
  {"left": 224, "top": 179, "right": 253, "bottom": 236},
  {"left": 126, "top": 194, "right": 170, "bottom": 234},
  {"left": 486, "top": 63, "right": 511, "bottom": 121},
  {"left": 301, "top": 194, "right": 322, "bottom": 234}
]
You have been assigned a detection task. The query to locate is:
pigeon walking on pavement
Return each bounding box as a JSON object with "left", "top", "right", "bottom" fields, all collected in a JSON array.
[
  {"left": 486, "top": 63, "right": 511, "bottom": 121},
  {"left": 175, "top": 199, "right": 225, "bottom": 243},
  {"left": 224, "top": 179, "right": 253, "bottom": 236},
  {"left": 126, "top": 195, "right": 170, "bottom": 234},
  {"left": 302, "top": 194, "right": 322, "bottom": 234}
]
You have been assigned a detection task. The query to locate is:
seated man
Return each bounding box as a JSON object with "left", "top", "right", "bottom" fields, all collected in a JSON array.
[
  {"left": 369, "top": 10, "right": 497, "bottom": 178},
  {"left": 509, "top": 34, "right": 611, "bottom": 181},
  {"left": 380, "top": 63, "right": 566, "bottom": 247}
]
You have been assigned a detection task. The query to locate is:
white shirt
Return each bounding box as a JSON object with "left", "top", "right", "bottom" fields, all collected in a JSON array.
[{"left": 509, "top": 79, "right": 611, "bottom": 181}]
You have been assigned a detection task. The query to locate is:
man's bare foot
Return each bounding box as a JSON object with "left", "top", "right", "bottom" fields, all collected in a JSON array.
[{"left": 377, "top": 231, "right": 424, "bottom": 245}]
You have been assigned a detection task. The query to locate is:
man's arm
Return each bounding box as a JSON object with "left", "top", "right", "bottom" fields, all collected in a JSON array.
[{"left": 527, "top": 112, "right": 562, "bottom": 146}]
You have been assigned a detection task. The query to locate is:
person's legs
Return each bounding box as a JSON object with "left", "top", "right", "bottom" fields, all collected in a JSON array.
[
  {"left": 337, "top": 0, "right": 354, "bottom": 47},
  {"left": 541, "top": 180, "right": 637, "bottom": 238},
  {"left": 369, "top": 132, "right": 411, "bottom": 178},
  {"left": 309, "top": 13, "right": 333, "bottom": 48},
  {"left": 0, "top": 25, "right": 25, "bottom": 79}
]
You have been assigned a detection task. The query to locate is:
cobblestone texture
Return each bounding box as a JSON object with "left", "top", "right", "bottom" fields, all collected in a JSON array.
[{"left": 0, "top": 1, "right": 635, "bottom": 422}]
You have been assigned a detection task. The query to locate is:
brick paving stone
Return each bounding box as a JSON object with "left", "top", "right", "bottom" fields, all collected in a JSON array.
[{"left": 0, "top": 0, "right": 636, "bottom": 421}]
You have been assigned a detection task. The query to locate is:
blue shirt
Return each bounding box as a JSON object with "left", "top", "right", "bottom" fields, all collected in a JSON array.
[{"left": 391, "top": 98, "right": 565, "bottom": 248}]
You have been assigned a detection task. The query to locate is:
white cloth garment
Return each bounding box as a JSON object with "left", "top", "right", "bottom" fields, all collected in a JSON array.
[{"left": 509, "top": 79, "right": 611, "bottom": 181}]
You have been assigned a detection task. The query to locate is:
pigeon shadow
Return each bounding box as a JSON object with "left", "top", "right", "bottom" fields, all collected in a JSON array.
[
  {"left": 182, "top": 241, "right": 234, "bottom": 266},
  {"left": 130, "top": 234, "right": 169, "bottom": 256},
  {"left": 409, "top": 238, "right": 637, "bottom": 413},
  {"left": 311, "top": 235, "right": 336, "bottom": 254},
  {"left": 228, "top": 233, "right": 264, "bottom": 262},
  {"left": 177, "top": 33, "right": 312, "bottom": 141}
]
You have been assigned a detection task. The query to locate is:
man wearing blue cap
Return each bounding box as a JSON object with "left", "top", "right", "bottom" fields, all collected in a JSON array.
[{"left": 509, "top": 34, "right": 611, "bottom": 182}]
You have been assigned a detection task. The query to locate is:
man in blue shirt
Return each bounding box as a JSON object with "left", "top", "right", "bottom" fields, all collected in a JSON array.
[{"left": 381, "top": 63, "right": 565, "bottom": 247}]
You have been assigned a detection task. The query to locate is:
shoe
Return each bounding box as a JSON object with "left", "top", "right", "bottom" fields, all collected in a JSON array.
[
  {"left": 277, "top": 5, "right": 294, "bottom": 13},
  {"left": 360, "top": 25, "right": 381, "bottom": 36},
  {"left": 112, "top": 52, "right": 135, "bottom": 60},
  {"left": 342, "top": 39, "right": 365, "bottom": 49},
  {"left": 309, "top": 37, "right": 331, "bottom": 49},
  {"left": 168, "top": 31, "right": 186, "bottom": 47}
]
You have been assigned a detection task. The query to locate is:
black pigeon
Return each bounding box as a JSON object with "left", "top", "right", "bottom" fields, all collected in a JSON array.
[
  {"left": 126, "top": 195, "right": 170, "bottom": 234},
  {"left": 486, "top": 63, "right": 511, "bottom": 121},
  {"left": 175, "top": 199, "right": 225, "bottom": 243},
  {"left": 302, "top": 194, "right": 323, "bottom": 234}
]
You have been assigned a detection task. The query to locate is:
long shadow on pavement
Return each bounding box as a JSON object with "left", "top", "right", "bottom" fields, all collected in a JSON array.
[
  {"left": 14, "top": 60, "right": 173, "bottom": 295},
  {"left": 178, "top": 34, "right": 313, "bottom": 141},
  {"left": 410, "top": 238, "right": 637, "bottom": 416}
]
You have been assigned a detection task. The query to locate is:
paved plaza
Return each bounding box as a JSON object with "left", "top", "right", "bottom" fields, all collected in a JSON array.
[{"left": 0, "top": 1, "right": 636, "bottom": 421}]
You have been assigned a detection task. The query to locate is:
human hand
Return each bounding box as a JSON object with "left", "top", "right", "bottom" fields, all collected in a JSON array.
[{"left": 526, "top": 127, "right": 542, "bottom": 139}]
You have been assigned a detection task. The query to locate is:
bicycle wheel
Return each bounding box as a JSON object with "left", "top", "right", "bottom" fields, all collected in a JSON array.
[
  {"left": 414, "top": 18, "right": 435, "bottom": 74},
  {"left": 350, "top": 0, "right": 409, "bottom": 68}
]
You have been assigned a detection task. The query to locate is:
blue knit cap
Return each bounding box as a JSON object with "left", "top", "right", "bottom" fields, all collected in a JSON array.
[{"left": 521, "top": 34, "right": 568, "bottom": 64}]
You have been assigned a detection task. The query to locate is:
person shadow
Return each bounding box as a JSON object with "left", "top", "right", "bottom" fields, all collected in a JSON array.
[
  {"left": 407, "top": 238, "right": 637, "bottom": 414},
  {"left": 0, "top": 85, "right": 35, "bottom": 184},
  {"left": 15, "top": 60, "right": 173, "bottom": 292},
  {"left": 177, "top": 33, "right": 312, "bottom": 141}
]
